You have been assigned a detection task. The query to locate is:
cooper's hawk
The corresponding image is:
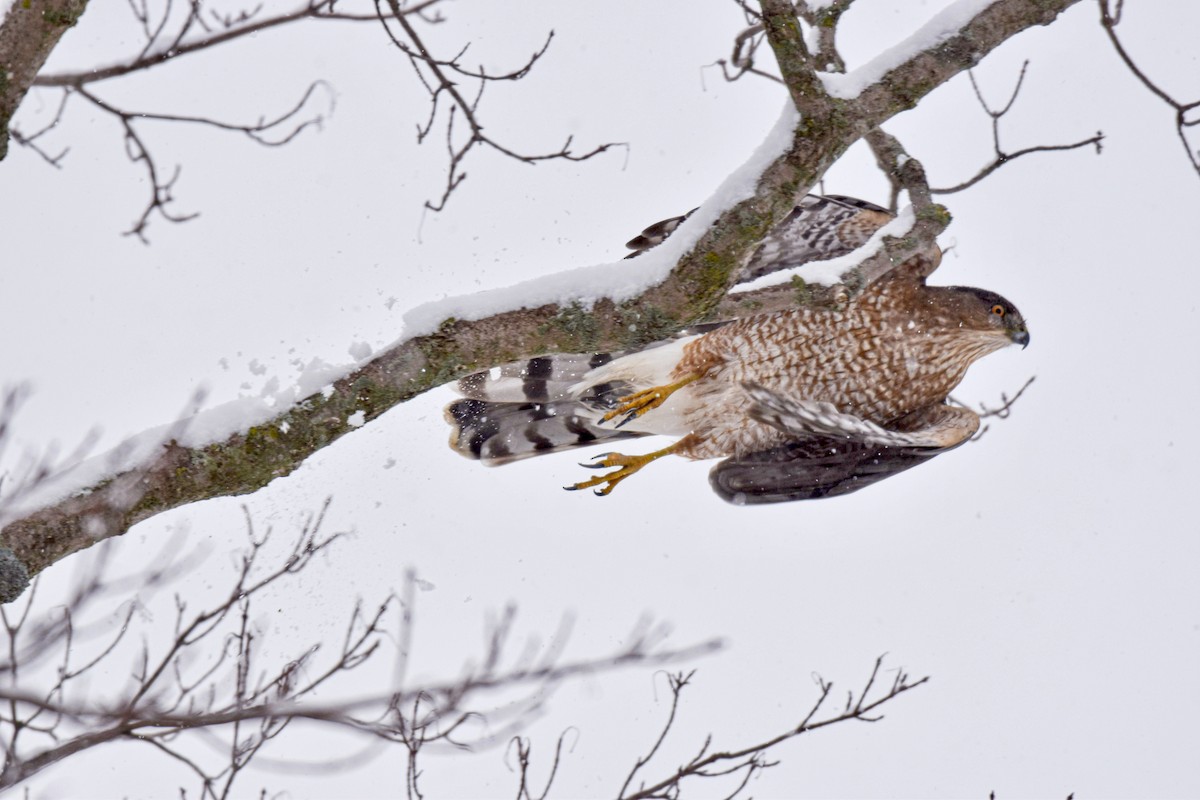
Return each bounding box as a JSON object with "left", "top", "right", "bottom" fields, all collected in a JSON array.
[{"left": 445, "top": 195, "right": 1029, "bottom": 503}]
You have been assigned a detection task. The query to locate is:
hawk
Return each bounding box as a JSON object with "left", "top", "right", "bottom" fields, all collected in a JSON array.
[{"left": 445, "top": 195, "right": 1029, "bottom": 503}]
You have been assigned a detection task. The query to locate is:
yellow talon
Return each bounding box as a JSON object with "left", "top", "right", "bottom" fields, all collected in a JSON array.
[
  {"left": 600, "top": 373, "right": 702, "bottom": 429},
  {"left": 564, "top": 444, "right": 679, "bottom": 496}
]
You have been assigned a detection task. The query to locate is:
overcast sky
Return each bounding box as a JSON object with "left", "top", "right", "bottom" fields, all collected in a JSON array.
[{"left": 2, "top": 1, "right": 1198, "bottom": 797}]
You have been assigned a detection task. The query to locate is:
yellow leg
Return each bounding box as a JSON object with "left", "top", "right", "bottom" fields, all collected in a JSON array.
[
  {"left": 564, "top": 442, "right": 681, "bottom": 496},
  {"left": 600, "top": 373, "right": 702, "bottom": 429}
]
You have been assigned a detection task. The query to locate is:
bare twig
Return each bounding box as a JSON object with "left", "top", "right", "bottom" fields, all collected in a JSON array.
[
  {"left": 12, "top": 1, "right": 442, "bottom": 238},
  {"left": 951, "top": 375, "right": 1037, "bottom": 441},
  {"left": 508, "top": 729, "right": 576, "bottom": 800},
  {"left": 931, "top": 62, "right": 1103, "bottom": 194},
  {"left": 69, "top": 80, "right": 333, "bottom": 242},
  {"left": 711, "top": 0, "right": 858, "bottom": 85},
  {"left": 709, "top": 19, "right": 781, "bottom": 86},
  {"left": 374, "top": 0, "right": 622, "bottom": 211},
  {"left": 0, "top": 506, "right": 720, "bottom": 793},
  {"left": 7, "top": 91, "right": 71, "bottom": 167},
  {"left": 1098, "top": 0, "right": 1200, "bottom": 177},
  {"left": 620, "top": 656, "right": 927, "bottom": 799},
  {"left": 0, "top": 384, "right": 101, "bottom": 534},
  {"left": 33, "top": 1, "right": 446, "bottom": 88},
  {"left": 976, "top": 375, "right": 1037, "bottom": 421},
  {"left": 511, "top": 656, "right": 928, "bottom": 800}
]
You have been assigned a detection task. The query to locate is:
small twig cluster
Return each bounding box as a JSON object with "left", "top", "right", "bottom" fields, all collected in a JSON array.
[
  {"left": 0, "top": 500, "right": 720, "bottom": 796},
  {"left": 1099, "top": 0, "right": 1200, "bottom": 178},
  {"left": 374, "top": 0, "right": 622, "bottom": 213},
  {"left": 712, "top": 1, "right": 1102, "bottom": 211},
  {"left": 17, "top": 0, "right": 444, "bottom": 241},
  {"left": 67, "top": 79, "right": 332, "bottom": 242},
  {"left": 509, "top": 655, "right": 928, "bottom": 799},
  {"left": 930, "top": 62, "right": 1103, "bottom": 195},
  {"left": 0, "top": 385, "right": 100, "bottom": 527},
  {"left": 6, "top": 92, "right": 71, "bottom": 168},
  {"left": 14, "top": 0, "right": 621, "bottom": 236},
  {"left": 0, "top": 502, "right": 363, "bottom": 794},
  {"left": 951, "top": 375, "right": 1037, "bottom": 441},
  {"left": 711, "top": 1, "right": 853, "bottom": 84},
  {"left": 709, "top": 1, "right": 776, "bottom": 85}
]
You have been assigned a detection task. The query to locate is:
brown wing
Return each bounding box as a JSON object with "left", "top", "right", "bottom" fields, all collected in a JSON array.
[
  {"left": 709, "top": 391, "right": 979, "bottom": 504},
  {"left": 742, "top": 384, "right": 980, "bottom": 449}
]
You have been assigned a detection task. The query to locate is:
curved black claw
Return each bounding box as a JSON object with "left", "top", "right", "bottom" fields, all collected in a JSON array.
[
  {"left": 578, "top": 453, "right": 615, "bottom": 469},
  {"left": 612, "top": 412, "right": 638, "bottom": 430}
]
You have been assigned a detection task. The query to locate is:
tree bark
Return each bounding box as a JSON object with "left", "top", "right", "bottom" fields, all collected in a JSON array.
[{"left": 0, "top": 0, "right": 89, "bottom": 160}]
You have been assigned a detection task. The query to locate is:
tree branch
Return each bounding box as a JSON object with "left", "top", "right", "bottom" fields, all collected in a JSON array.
[
  {"left": 30, "top": 0, "right": 443, "bottom": 88},
  {"left": 68, "top": 80, "right": 333, "bottom": 241},
  {"left": 510, "top": 656, "right": 928, "bottom": 800},
  {"left": 929, "top": 62, "right": 1103, "bottom": 194},
  {"left": 0, "top": 509, "right": 721, "bottom": 791},
  {"left": 0, "top": 0, "right": 1085, "bottom": 601},
  {"left": 1098, "top": 0, "right": 1200, "bottom": 178},
  {"left": 375, "top": 0, "right": 621, "bottom": 212}
]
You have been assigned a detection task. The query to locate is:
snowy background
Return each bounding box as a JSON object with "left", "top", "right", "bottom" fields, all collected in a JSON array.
[{"left": 2, "top": 0, "right": 1199, "bottom": 797}]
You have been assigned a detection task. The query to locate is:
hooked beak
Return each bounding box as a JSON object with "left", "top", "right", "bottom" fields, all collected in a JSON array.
[{"left": 1010, "top": 329, "right": 1030, "bottom": 349}]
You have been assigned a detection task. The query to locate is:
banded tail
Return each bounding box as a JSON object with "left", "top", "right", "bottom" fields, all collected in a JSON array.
[{"left": 445, "top": 353, "right": 643, "bottom": 465}]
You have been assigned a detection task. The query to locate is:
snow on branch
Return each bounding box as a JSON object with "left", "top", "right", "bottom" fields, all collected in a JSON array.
[
  {"left": 0, "top": 0, "right": 1084, "bottom": 602},
  {"left": 817, "top": 0, "right": 999, "bottom": 100}
]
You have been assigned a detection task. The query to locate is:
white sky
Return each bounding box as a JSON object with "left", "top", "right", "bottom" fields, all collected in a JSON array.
[{"left": 2, "top": 1, "right": 1199, "bottom": 798}]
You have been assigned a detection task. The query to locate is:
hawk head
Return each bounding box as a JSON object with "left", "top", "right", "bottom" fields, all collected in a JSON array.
[{"left": 940, "top": 286, "right": 1030, "bottom": 349}]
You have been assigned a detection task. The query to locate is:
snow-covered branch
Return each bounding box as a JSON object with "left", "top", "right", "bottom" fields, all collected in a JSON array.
[{"left": 0, "top": 0, "right": 1083, "bottom": 601}]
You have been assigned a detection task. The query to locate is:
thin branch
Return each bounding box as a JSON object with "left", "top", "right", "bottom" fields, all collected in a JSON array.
[
  {"left": 374, "top": 0, "right": 622, "bottom": 211},
  {"left": 7, "top": 91, "right": 72, "bottom": 167},
  {"left": 512, "top": 657, "right": 927, "bottom": 800},
  {"left": 620, "top": 656, "right": 928, "bottom": 800},
  {"left": 976, "top": 375, "right": 1037, "bottom": 420},
  {"left": 864, "top": 127, "right": 936, "bottom": 213},
  {"left": 951, "top": 375, "right": 1037, "bottom": 441},
  {"left": 618, "top": 670, "right": 694, "bottom": 798},
  {"left": 932, "top": 137, "right": 1103, "bottom": 194},
  {"left": 930, "top": 62, "right": 1103, "bottom": 194},
  {"left": 70, "top": 81, "right": 332, "bottom": 241},
  {"left": 32, "top": 0, "right": 447, "bottom": 88},
  {"left": 0, "top": 504, "right": 721, "bottom": 790},
  {"left": 1098, "top": 0, "right": 1200, "bottom": 177},
  {"left": 708, "top": 13, "right": 782, "bottom": 86},
  {"left": 0, "top": 0, "right": 86, "bottom": 161},
  {"left": 11, "top": 1, "right": 439, "bottom": 237}
]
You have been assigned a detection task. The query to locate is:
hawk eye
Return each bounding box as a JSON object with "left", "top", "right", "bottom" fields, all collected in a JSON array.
[{"left": 990, "top": 304, "right": 1005, "bottom": 317}]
